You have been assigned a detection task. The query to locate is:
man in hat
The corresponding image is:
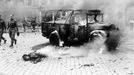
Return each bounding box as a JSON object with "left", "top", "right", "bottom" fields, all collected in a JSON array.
[
  {"left": 0, "top": 15, "right": 6, "bottom": 46},
  {"left": 8, "top": 15, "right": 19, "bottom": 47}
]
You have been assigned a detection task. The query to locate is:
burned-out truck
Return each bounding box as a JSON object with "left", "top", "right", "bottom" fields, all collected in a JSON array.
[{"left": 41, "top": 10, "right": 111, "bottom": 46}]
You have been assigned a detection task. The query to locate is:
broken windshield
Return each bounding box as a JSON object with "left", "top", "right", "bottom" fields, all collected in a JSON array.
[
  {"left": 71, "top": 13, "right": 87, "bottom": 26},
  {"left": 44, "top": 10, "right": 103, "bottom": 24},
  {"left": 44, "top": 10, "right": 72, "bottom": 23}
]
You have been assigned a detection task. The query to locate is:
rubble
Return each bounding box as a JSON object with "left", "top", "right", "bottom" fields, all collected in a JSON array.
[
  {"left": 79, "top": 63, "right": 95, "bottom": 68},
  {"left": 0, "top": 32, "right": 134, "bottom": 74}
]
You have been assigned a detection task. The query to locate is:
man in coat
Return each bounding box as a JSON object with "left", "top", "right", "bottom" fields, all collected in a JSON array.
[
  {"left": 0, "top": 15, "right": 6, "bottom": 46},
  {"left": 8, "top": 15, "right": 19, "bottom": 47}
]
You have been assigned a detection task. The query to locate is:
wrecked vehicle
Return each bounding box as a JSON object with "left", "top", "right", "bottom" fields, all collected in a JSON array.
[{"left": 41, "top": 9, "right": 119, "bottom": 46}]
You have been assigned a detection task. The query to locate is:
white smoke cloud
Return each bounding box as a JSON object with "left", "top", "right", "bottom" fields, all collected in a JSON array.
[
  {"left": 38, "top": 0, "right": 134, "bottom": 55},
  {"left": 1, "top": 0, "right": 134, "bottom": 57},
  {"left": 0, "top": 0, "right": 134, "bottom": 25},
  {"left": 41, "top": 0, "right": 134, "bottom": 26}
]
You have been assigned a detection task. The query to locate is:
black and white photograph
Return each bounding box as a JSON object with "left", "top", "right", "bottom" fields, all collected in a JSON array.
[{"left": 0, "top": 0, "right": 134, "bottom": 75}]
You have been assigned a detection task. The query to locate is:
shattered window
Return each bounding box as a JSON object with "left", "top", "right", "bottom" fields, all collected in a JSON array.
[
  {"left": 44, "top": 12, "right": 53, "bottom": 22},
  {"left": 87, "top": 15, "right": 103, "bottom": 23},
  {"left": 88, "top": 15, "right": 95, "bottom": 23},
  {"left": 73, "top": 13, "right": 86, "bottom": 26}
]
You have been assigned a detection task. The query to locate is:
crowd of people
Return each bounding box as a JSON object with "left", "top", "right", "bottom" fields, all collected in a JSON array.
[
  {"left": 22, "top": 17, "right": 38, "bottom": 32},
  {"left": 0, "top": 15, "right": 38, "bottom": 47}
]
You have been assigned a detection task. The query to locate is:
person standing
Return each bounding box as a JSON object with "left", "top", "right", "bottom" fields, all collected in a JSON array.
[
  {"left": 0, "top": 15, "right": 6, "bottom": 46},
  {"left": 31, "top": 17, "right": 36, "bottom": 31},
  {"left": 23, "top": 17, "right": 27, "bottom": 32},
  {"left": 8, "top": 16, "right": 19, "bottom": 47}
]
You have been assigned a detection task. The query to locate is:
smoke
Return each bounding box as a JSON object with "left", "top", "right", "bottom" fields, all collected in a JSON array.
[
  {"left": 0, "top": 0, "right": 39, "bottom": 22},
  {"left": 31, "top": 0, "right": 134, "bottom": 57},
  {"left": 41, "top": 0, "right": 134, "bottom": 50},
  {"left": 41, "top": 0, "right": 134, "bottom": 27},
  {"left": 35, "top": 35, "right": 107, "bottom": 58},
  {"left": 1, "top": 0, "right": 134, "bottom": 57},
  {"left": 1, "top": 0, "right": 134, "bottom": 25}
]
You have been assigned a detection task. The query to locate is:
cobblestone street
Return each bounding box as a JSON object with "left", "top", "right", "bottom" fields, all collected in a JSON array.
[
  {"left": 1, "top": 0, "right": 134, "bottom": 75},
  {"left": 0, "top": 32, "right": 134, "bottom": 75}
]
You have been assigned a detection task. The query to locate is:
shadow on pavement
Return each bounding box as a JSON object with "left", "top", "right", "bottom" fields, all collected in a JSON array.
[{"left": 32, "top": 42, "right": 51, "bottom": 51}]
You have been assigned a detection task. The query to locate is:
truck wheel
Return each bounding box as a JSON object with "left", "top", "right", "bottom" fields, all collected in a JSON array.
[{"left": 49, "top": 30, "right": 60, "bottom": 46}]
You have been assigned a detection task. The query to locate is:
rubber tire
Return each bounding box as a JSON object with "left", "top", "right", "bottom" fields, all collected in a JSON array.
[{"left": 49, "top": 32, "right": 60, "bottom": 46}]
